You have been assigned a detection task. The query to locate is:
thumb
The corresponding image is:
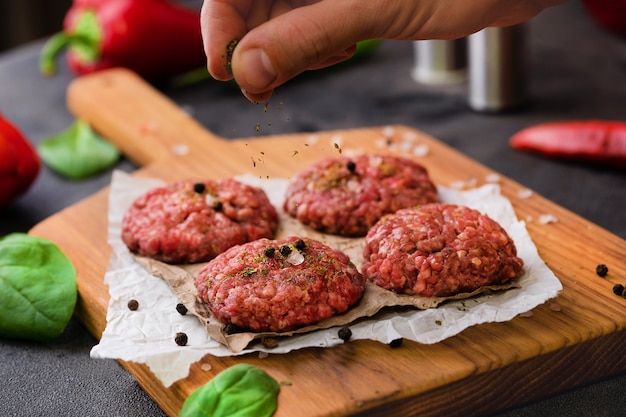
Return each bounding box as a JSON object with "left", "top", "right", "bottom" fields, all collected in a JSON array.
[{"left": 231, "top": 1, "right": 373, "bottom": 101}]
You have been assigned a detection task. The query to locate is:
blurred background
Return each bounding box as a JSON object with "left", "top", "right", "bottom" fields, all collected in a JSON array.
[
  {"left": 0, "top": 0, "right": 72, "bottom": 52},
  {"left": 0, "top": 0, "right": 204, "bottom": 53}
]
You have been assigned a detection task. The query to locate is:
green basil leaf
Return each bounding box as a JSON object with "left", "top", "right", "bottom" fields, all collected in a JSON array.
[
  {"left": 0, "top": 233, "right": 77, "bottom": 341},
  {"left": 179, "top": 363, "right": 280, "bottom": 417},
  {"left": 38, "top": 119, "right": 120, "bottom": 180}
]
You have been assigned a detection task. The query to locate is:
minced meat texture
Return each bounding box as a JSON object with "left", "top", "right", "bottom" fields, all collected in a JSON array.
[
  {"left": 283, "top": 154, "right": 438, "bottom": 237},
  {"left": 362, "top": 204, "right": 524, "bottom": 297},
  {"left": 121, "top": 178, "right": 278, "bottom": 263},
  {"left": 194, "top": 236, "right": 365, "bottom": 332}
]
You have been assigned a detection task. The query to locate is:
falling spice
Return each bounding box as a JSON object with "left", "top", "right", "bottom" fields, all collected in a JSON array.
[{"left": 224, "top": 39, "right": 238, "bottom": 74}]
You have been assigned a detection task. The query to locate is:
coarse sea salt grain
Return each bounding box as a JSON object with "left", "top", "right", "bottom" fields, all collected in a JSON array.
[
  {"left": 518, "top": 188, "right": 533, "bottom": 199},
  {"left": 449, "top": 181, "right": 466, "bottom": 190},
  {"left": 402, "top": 131, "right": 418, "bottom": 142},
  {"left": 286, "top": 250, "right": 305, "bottom": 266},
  {"left": 171, "top": 144, "right": 190, "bottom": 155},
  {"left": 382, "top": 126, "right": 395, "bottom": 137},
  {"left": 412, "top": 144, "right": 430, "bottom": 157},
  {"left": 375, "top": 138, "right": 387, "bottom": 148},
  {"left": 205, "top": 194, "right": 217, "bottom": 206},
  {"left": 485, "top": 173, "right": 501, "bottom": 183},
  {"left": 538, "top": 214, "right": 558, "bottom": 224}
]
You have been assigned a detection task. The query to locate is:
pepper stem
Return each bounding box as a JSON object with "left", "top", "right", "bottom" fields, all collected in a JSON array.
[{"left": 39, "top": 32, "right": 91, "bottom": 76}]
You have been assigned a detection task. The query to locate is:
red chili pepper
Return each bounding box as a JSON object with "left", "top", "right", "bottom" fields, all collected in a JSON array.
[
  {"left": 39, "top": 0, "right": 206, "bottom": 82},
  {"left": 0, "top": 114, "right": 40, "bottom": 208},
  {"left": 510, "top": 120, "right": 626, "bottom": 171}
]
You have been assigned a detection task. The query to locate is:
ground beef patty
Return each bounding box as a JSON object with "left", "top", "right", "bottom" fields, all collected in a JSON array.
[
  {"left": 121, "top": 178, "right": 278, "bottom": 263},
  {"left": 362, "top": 204, "right": 524, "bottom": 297},
  {"left": 283, "top": 154, "right": 438, "bottom": 237},
  {"left": 195, "top": 236, "right": 365, "bottom": 332}
]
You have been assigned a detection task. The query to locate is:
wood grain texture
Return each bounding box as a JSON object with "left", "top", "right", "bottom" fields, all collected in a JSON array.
[{"left": 30, "top": 69, "right": 626, "bottom": 417}]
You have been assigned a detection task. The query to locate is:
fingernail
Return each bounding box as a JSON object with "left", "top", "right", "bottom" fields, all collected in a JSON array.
[{"left": 239, "top": 48, "right": 277, "bottom": 90}]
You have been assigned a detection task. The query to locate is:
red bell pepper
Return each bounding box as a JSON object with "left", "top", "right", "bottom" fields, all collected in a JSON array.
[
  {"left": 582, "top": 0, "right": 626, "bottom": 37},
  {"left": 39, "top": 0, "right": 206, "bottom": 82},
  {"left": 0, "top": 114, "right": 40, "bottom": 208},
  {"left": 509, "top": 120, "right": 626, "bottom": 171}
]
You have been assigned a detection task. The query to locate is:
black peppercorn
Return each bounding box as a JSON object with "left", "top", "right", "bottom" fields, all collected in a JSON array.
[
  {"left": 174, "top": 332, "right": 188, "bottom": 346},
  {"left": 127, "top": 299, "right": 139, "bottom": 311},
  {"left": 388, "top": 338, "right": 403, "bottom": 348},
  {"left": 261, "top": 337, "right": 278, "bottom": 349},
  {"left": 279, "top": 245, "right": 292, "bottom": 256},
  {"left": 212, "top": 201, "right": 223, "bottom": 211},
  {"left": 346, "top": 160, "right": 356, "bottom": 172},
  {"left": 264, "top": 247, "right": 275, "bottom": 258},
  {"left": 338, "top": 327, "right": 352, "bottom": 342},
  {"left": 595, "top": 264, "right": 609, "bottom": 277},
  {"left": 224, "top": 323, "right": 245, "bottom": 334},
  {"left": 612, "top": 283, "right": 625, "bottom": 296},
  {"left": 176, "top": 303, "right": 188, "bottom": 315},
  {"left": 193, "top": 183, "right": 205, "bottom": 193},
  {"left": 294, "top": 239, "right": 306, "bottom": 250}
]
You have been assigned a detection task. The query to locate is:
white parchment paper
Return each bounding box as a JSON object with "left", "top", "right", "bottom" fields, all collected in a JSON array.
[{"left": 90, "top": 170, "right": 562, "bottom": 387}]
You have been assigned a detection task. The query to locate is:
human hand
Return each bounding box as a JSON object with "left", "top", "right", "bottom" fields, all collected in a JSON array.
[{"left": 201, "top": 0, "right": 564, "bottom": 102}]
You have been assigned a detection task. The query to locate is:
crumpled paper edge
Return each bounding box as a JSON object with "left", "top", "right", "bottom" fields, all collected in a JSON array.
[{"left": 90, "top": 170, "right": 562, "bottom": 388}]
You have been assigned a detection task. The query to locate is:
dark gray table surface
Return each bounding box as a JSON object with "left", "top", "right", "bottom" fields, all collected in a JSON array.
[{"left": 1, "top": 1, "right": 625, "bottom": 416}]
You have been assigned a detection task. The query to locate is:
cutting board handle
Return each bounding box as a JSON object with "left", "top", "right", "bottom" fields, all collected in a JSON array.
[{"left": 66, "top": 68, "right": 226, "bottom": 166}]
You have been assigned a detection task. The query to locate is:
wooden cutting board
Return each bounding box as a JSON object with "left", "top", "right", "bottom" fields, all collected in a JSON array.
[{"left": 30, "top": 68, "right": 626, "bottom": 417}]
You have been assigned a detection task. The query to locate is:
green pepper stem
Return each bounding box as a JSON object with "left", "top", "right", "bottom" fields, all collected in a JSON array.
[{"left": 39, "top": 32, "right": 94, "bottom": 76}]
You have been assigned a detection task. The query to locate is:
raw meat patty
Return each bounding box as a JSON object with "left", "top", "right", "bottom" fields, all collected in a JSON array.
[
  {"left": 362, "top": 203, "right": 524, "bottom": 297},
  {"left": 121, "top": 178, "right": 278, "bottom": 263},
  {"left": 283, "top": 154, "right": 438, "bottom": 237},
  {"left": 195, "top": 236, "right": 365, "bottom": 332}
]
